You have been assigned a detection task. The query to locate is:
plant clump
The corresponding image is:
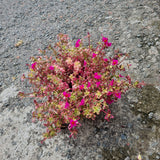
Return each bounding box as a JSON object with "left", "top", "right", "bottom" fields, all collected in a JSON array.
[{"left": 19, "top": 33, "right": 144, "bottom": 143}]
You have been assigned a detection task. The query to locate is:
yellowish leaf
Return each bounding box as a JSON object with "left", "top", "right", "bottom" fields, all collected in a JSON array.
[
  {"left": 15, "top": 40, "right": 23, "bottom": 47},
  {"left": 12, "top": 77, "right": 16, "bottom": 81}
]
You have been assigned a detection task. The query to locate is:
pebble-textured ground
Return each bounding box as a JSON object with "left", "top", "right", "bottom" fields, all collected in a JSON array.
[{"left": 0, "top": 0, "right": 160, "bottom": 160}]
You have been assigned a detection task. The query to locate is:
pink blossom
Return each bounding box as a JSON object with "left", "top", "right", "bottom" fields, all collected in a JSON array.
[
  {"left": 115, "top": 92, "right": 121, "bottom": 99},
  {"left": 96, "top": 81, "right": 101, "bottom": 87},
  {"left": 79, "top": 85, "right": 84, "bottom": 90},
  {"left": 87, "top": 82, "right": 91, "bottom": 88},
  {"left": 49, "top": 65, "right": 54, "bottom": 70},
  {"left": 102, "top": 37, "right": 108, "bottom": 43},
  {"left": 104, "top": 58, "right": 109, "bottom": 62},
  {"left": 63, "top": 92, "right": 71, "bottom": 98},
  {"left": 69, "top": 119, "right": 78, "bottom": 129},
  {"left": 119, "top": 74, "right": 124, "bottom": 78},
  {"left": 109, "top": 79, "right": 114, "bottom": 86},
  {"left": 107, "top": 91, "right": 112, "bottom": 96},
  {"left": 79, "top": 98, "right": 85, "bottom": 106},
  {"left": 31, "top": 62, "right": 36, "bottom": 70},
  {"left": 94, "top": 73, "right": 101, "bottom": 79},
  {"left": 84, "top": 60, "right": 87, "bottom": 66},
  {"left": 106, "top": 42, "right": 112, "bottom": 47},
  {"left": 65, "top": 102, "right": 69, "bottom": 109},
  {"left": 106, "top": 99, "right": 114, "bottom": 104},
  {"left": 92, "top": 53, "right": 97, "bottom": 58},
  {"left": 102, "top": 37, "right": 112, "bottom": 47},
  {"left": 112, "top": 59, "right": 118, "bottom": 65},
  {"left": 75, "top": 39, "right": 81, "bottom": 48}
]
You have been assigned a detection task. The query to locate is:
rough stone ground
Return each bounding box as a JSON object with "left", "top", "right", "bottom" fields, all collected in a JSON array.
[{"left": 0, "top": 0, "right": 160, "bottom": 159}]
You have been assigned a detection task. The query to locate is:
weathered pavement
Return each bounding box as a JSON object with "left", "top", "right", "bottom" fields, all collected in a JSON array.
[{"left": 0, "top": 0, "right": 160, "bottom": 159}]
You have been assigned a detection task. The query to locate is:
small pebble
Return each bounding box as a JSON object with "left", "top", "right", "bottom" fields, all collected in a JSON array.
[
  {"left": 137, "top": 44, "right": 142, "bottom": 48},
  {"left": 121, "top": 134, "right": 127, "bottom": 140},
  {"left": 127, "top": 122, "right": 133, "bottom": 129},
  {"left": 148, "top": 112, "right": 154, "bottom": 119},
  {"left": 136, "top": 34, "right": 141, "bottom": 38},
  {"left": 124, "top": 157, "right": 130, "bottom": 160},
  {"left": 147, "top": 42, "right": 152, "bottom": 46},
  {"left": 0, "top": 25, "right": 3, "bottom": 30}
]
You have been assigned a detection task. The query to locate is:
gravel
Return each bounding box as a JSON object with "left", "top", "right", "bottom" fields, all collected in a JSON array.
[{"left": 0, "top": 0, "right": 160, "bottom": 160}]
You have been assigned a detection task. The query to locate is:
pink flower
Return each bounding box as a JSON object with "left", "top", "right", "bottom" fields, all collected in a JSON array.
[
  {"left": 49, "top": 65, "right": 54, "bottom": 70},
  {"left": 106, "top": 42, "right": 112, "bottom": 47},
  {"left": 79, "top": 98, "right": 85, "bottom": 106},
  {"left": 102, "top": 37, "right": 108, "bottom": 43},
  {"left": 79, "top": 85, "right": 84, "bottom": 90},
  {"left": 65, "top": 102, "right": 69, "bottom": 109},
  {"left": 112, "top": 59, "right": 118, "bottom": 65},
  {"left": 104, "top": 58, "right": 109, "bottom": 62},
  {"left": 63, "top": 92, "right": 71, "bottom": 98},
  {"left": 87, "top": 82, "right": 91, "bottom": 88},
  {"left": 69, "top": 119, "right": 78, "bottom": 129},
  {"left": 94, "top": 73, "right": 101, "bottom": 79},
  {"left": 84, "top": 60, "right": 87, "bottom": 66},
  {"left": 92, "top": 53, "right": 97, "bottom": 58},
  {"left": 75, "top": 39, "right": 81, "bottom": 48},
  {"left": 109, "top": 79, "right": 114, "bottom": 86},
  {"left": 107, "top": 91, "right": 112, "bottom": 96},
  {"left": 96, "top": 81, "right": 101, "bottom": 87},
  {"left": 106, "top": 99, "right": 114, "bottom": 104},
  {"left": 31, "top": 62, "right": 36, "bottom": 70},
  {"left": 119, "top": 74, "right": 124, "bottom": 78},
  {"left": 102, "top": 37, "right": 112, "bottom": 47},
  {"left": 115, "top": 92, "right": 121, "bottom": 99}
]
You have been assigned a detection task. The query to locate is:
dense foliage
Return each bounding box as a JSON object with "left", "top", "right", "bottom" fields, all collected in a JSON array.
[{"left": 19, "top": 33, "right": 143, "bottom": 142}]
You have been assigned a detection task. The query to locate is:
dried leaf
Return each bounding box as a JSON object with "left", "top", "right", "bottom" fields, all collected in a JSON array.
[{"left": 15, "top": 40, "right": 23, "bottom": 47}]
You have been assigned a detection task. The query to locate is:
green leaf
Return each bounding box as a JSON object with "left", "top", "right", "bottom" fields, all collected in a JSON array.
[
  {"left": 74, "top": 108, "right": 80, "bottom": 116},
  {"left": 93, "top": 105, "right": 101, "bottom": 114},
  {"left": 70, "top": 94, "right": 77, "bottom": 102},
  {"left": 50, "top": 131, "right": 56, "bottom": 137}
]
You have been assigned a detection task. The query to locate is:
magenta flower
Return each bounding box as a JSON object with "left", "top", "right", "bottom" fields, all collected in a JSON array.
[
  {"left": 75, "top": 39, "right": 81, "bottom": 48},
  {"left": 102, "top": 37, "right": 112, "bottom": 47},
  {"left": 109, "top": 79, "right": 114, "bottom": 86},
  {"left": 115, "top": 92, "right": 121, "bottom": 99},
  {"left": 119, "top": 74, "right": 124, "bottom": 78},
  {"left": 102, "top": 37, "right": 108, "bottom": 43},
  {"left": 107, "top": 91, "right": 112, "bottom": 96},
  {"left": 92, "top": 53, "right": 97, "bottom": 58},
  {"left": 79, "top": 98, "right": 85, "bottom": 106},
  {"left": 31, "top": 62, "right": 36, "bottom": 70},
  {"left": 87, "top": 82, "right": 91, "bottom": 88},
  {"left": 106, "top": 99, "right": 114, "bottom": 104},
  {"left": 79, "top": 85, "right": 84, "bottom": 90},
  {"left": 104, "top": 58, "right": 109, "bottom": 62},
  {"left": 94, "top": 73, "right": 101, "bottom": 79},
  {"left": 49, "top": 65, "right": 54, "bottom": 70},
  {"left": 69, "top": 119, "right": 78, "bottom": 129},
  {"left": 63, "top": 92, "right": 71, "bottom": 98},
  {"left": 96, "top": 81, "right": 101, "bottom": 87},
  {"left": 106, "top": 42, "right": 112, "bottom": 47},
  {"left": 112, "top": 59, "right": 118, "bottom": 65},
  {"left": 84, "top": 60, "right": 87, "bottom": 66},
  {"left": 65, "top": 101, "right": 69, "bottom": 109}
]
